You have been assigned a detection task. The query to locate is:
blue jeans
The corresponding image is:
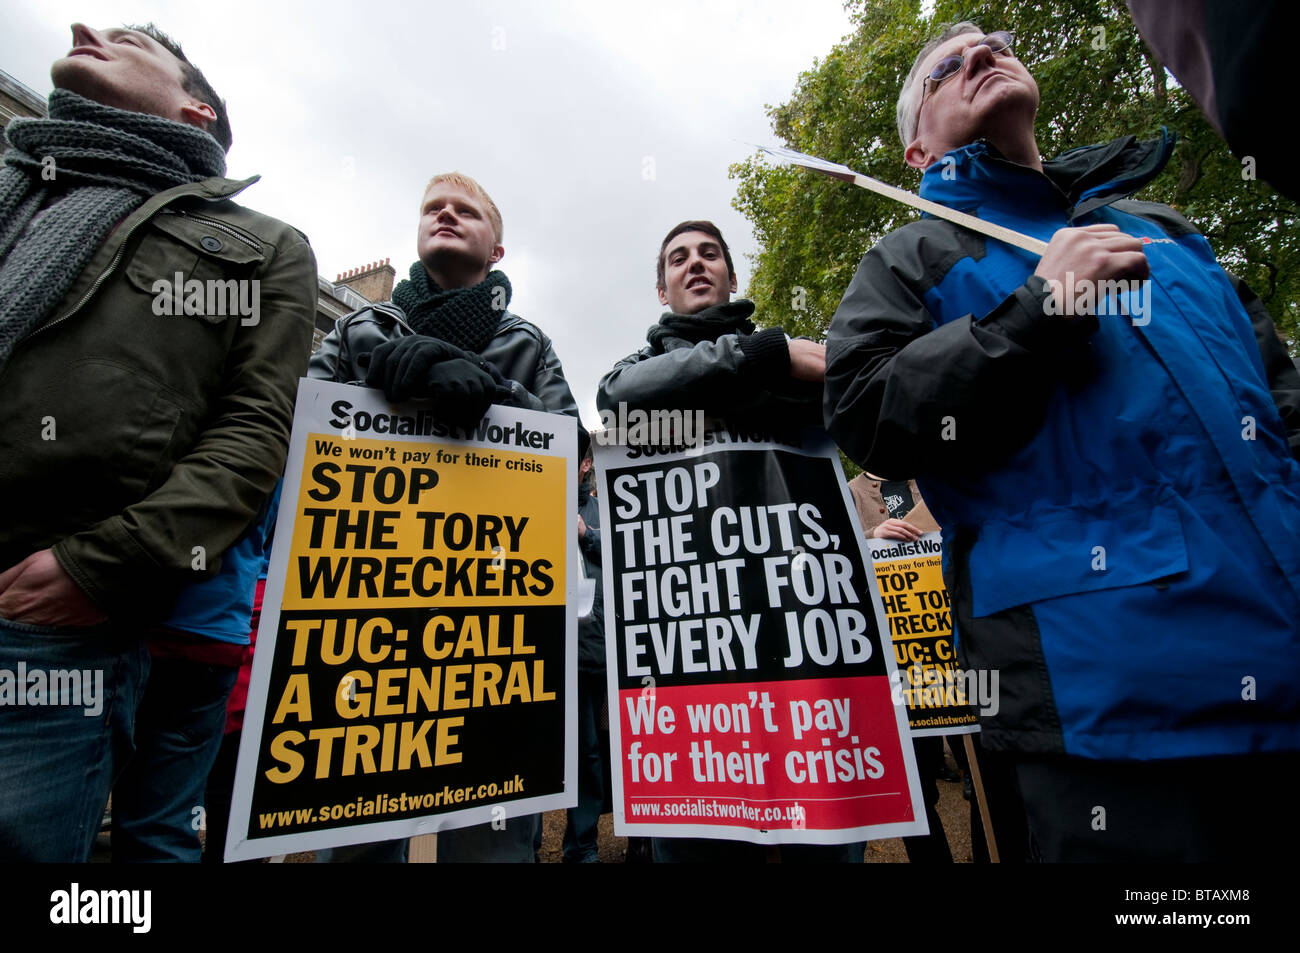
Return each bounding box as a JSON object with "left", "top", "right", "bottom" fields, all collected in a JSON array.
[
  {"left": 0, "top": 617, "right": 148, "bottom": 861},
  {"left": 111, "top": 655, "right": 239, "bottom": 862}
]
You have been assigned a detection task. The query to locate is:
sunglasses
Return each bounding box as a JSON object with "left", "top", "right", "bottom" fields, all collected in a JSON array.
[{"left": 918, "top": 31, "right": 1016, "bottom": 117}]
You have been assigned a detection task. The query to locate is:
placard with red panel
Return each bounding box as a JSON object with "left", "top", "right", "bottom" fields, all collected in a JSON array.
[{"left": 594, "top": 421, "right": 926, "bottom": 844}]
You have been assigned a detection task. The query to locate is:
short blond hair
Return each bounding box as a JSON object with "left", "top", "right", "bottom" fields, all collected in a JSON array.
[{"left": 421, "top": 172, "right": 504, "bottom": 243}]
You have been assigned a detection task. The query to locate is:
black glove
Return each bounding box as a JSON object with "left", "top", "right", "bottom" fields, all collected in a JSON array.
[
  {"left": 423, "top": 358, "right": 506, "bottom": 428},
  {"left": 364, "top": 336, "right": 477, "bottom": 402},
  {"left": 363, "top": 336, "right": 511, "bottom": 426}
]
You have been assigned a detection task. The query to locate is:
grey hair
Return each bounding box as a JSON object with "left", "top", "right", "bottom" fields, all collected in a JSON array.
[{"left": 896, "top": 20, "right": 984, "bottom": 148}]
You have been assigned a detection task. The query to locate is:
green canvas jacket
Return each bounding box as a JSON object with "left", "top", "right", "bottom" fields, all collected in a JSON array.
[{"left": 0, "top": 174, "right": 316, "bottom": 618}]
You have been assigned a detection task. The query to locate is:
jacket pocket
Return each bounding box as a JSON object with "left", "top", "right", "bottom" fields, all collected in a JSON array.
[
  {"left": 124, "top": 212, "right": 267, "bottom": 325},
  {"left": 30, "top": 359, "right": 184, "bottom": 518},
  {"left": 967, "top": 494, "right": 1190, "bottom": 618}
]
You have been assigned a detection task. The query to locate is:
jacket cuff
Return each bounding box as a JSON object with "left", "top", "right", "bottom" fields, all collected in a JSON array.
[
  {"left": 982, "top": 275, "right": 1098, "bottom": 352},
  {"left": 737, "top": 327, "right": 790, "bottom": 379},
  {"left": 52, "top": 519, "right": 175, "bottom": 620}
]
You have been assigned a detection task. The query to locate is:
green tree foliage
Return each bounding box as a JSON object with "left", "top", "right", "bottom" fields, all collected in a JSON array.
[{"left": 731, "top": 0, "right": 1298, "bottom": 351}]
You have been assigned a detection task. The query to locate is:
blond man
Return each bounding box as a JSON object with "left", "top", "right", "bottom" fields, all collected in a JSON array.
[{"left": 310, "top": 172, "right": 581, "bottom": 862}]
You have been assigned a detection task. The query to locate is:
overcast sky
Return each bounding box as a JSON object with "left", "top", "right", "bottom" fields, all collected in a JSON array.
[{"left": 1, "top": 0, "right": 861, "bottom": 426}]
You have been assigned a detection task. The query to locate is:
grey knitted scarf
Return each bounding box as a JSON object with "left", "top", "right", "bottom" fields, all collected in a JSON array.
[{"left": 0, "top": 89, "right": 227, "bottom": 368}]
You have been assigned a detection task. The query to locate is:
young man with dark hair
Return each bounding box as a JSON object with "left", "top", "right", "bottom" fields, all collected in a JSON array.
[
  {"left": 598, "top": 221, "right": 865, "bottom": 862},
  {"left": 310, "top": 171, "right": 583, "bottom": 862},
  {"left": 825, "top": 21, "right": 1300, "bottom": 861},
  {"left": 0, "top": 22, "right": 317, "bottom": 861},
  {"left": 599, "top": 220, "right": 824, "bottom": 422}
]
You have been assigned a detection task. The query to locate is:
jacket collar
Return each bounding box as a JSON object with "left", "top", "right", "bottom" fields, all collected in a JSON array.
[
  {"left": 919, "top": 130, "right": 1174, "bottom": 222},
  {"left": 186, "top": 174, "right": 261, "bottom": 202}
]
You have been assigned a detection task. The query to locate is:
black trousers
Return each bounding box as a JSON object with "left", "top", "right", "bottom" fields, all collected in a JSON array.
[
  {"left": 902, "top": 736, "right": 952, "bottom": 864},
  {"left": 1012, "top": 751, "right": 1300, "bottom": 862}
]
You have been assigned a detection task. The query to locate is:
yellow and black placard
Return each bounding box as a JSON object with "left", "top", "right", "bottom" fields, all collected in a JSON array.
[
  {"left": 869, "top": 533, "right": 979, "bottom": 736},
  {"left": 227, "top": 381, "right": 575, "bottom": 858}
]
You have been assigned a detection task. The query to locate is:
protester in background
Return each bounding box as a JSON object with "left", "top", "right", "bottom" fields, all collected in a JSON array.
[
  {"left": 825, "top": 21, "right": 1300, "bottom": 861},
  {"left": 561, "top": 447, "right": 608, "bottom": 861},
  {"left": 851, "top": 473, "right": 1029, "bottom": 862},
  {"left": 310, "top": 171, "right": 584, "bottom": 863},
  {"left": 849, "top": 474, "right": 937, "bottom": 542},
  {"left": 850, "top": 474, "right": 951, "bottom": 863},
  {"left": 0, "top": 21, "right": 315, "bottom": 862}
]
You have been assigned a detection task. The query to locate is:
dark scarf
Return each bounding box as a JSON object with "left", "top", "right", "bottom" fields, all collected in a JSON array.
[
  {"left": 0, "top": 89, "right": 227, "bottom": 368},
  {"left": 390, "top": 262, "right": 512, "bottom": 354},
  {"left": 646, "top": 299, "right": 756, "bottom": 352}
]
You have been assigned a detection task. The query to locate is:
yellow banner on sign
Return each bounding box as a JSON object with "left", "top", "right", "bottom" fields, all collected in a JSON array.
[{"left": 282, "top": 434, "right": 566, "bottom": 610}]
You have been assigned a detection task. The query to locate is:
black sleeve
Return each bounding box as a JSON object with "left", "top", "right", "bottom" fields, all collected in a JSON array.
[
  {"left": 596, "top": 329, "right": 789, "bottom": 413},
  {"left": 1228, "top": 272, "right": 1300, "bottom": 459},
  {"left": 823, "top": 227, "right": 1097, "bottom": 478}
]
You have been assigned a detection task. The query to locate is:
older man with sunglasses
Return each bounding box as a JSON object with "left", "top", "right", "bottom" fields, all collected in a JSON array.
[{"left": 825, "top": 21, "right": 1300, "bottom": 861}]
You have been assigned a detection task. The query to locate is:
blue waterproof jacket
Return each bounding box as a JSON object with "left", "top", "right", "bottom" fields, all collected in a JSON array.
[{"left": 825, "top": 134, "right": 1300, "bottom": 760}]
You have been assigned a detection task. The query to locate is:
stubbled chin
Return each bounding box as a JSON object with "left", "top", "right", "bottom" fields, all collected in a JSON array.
[{"left": 50, "top": 59, "right": 99, "bottom": 91}]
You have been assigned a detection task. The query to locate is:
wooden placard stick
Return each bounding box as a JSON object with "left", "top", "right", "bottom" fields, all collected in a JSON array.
[
  {"left": 962, "top": 733, "right": 1000, "bottom": 863},
  {"left": 753, "top": 144, "right": 1049, "bottom": 258}
]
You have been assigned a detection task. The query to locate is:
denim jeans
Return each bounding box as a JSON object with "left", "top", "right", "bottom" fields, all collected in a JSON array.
[
  {"left": 111, "top": 656, "right": 239, "bottom": 862},
  {"left": 0, "top": 616, "right": 148, "bottom": 861}
]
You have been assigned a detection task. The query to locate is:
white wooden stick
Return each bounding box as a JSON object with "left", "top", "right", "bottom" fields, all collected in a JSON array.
[{"left": 755, "top": 144, "right": 1049, "bottom": 258}]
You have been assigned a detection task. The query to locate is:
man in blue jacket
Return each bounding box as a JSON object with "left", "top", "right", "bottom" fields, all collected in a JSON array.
[{"left": 824, "top": 21, "right": 1300, "bottom": 861}]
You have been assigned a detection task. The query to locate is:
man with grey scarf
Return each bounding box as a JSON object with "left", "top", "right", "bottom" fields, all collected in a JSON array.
[{"left": 0, "top": 23, "right": 316, "bottom": 861}]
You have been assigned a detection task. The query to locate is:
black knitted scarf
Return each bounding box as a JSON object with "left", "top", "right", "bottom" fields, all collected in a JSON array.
[
  {"left": 646, "top": 299, "right": 756, "bottom": 352},
  {"left": 390, "top": 262, "right": 512, "bottom": 354},
  {"left": 0, "top": 90, "right": 227, "bottom": 368}
]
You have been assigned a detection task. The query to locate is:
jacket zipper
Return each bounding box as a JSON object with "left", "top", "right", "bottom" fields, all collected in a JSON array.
[
  {"left": 167, "top": 209, "right": 264, "bottom": 253},
  {"left": 20, "top": 215, "right": 153, "bottom": 345}
]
